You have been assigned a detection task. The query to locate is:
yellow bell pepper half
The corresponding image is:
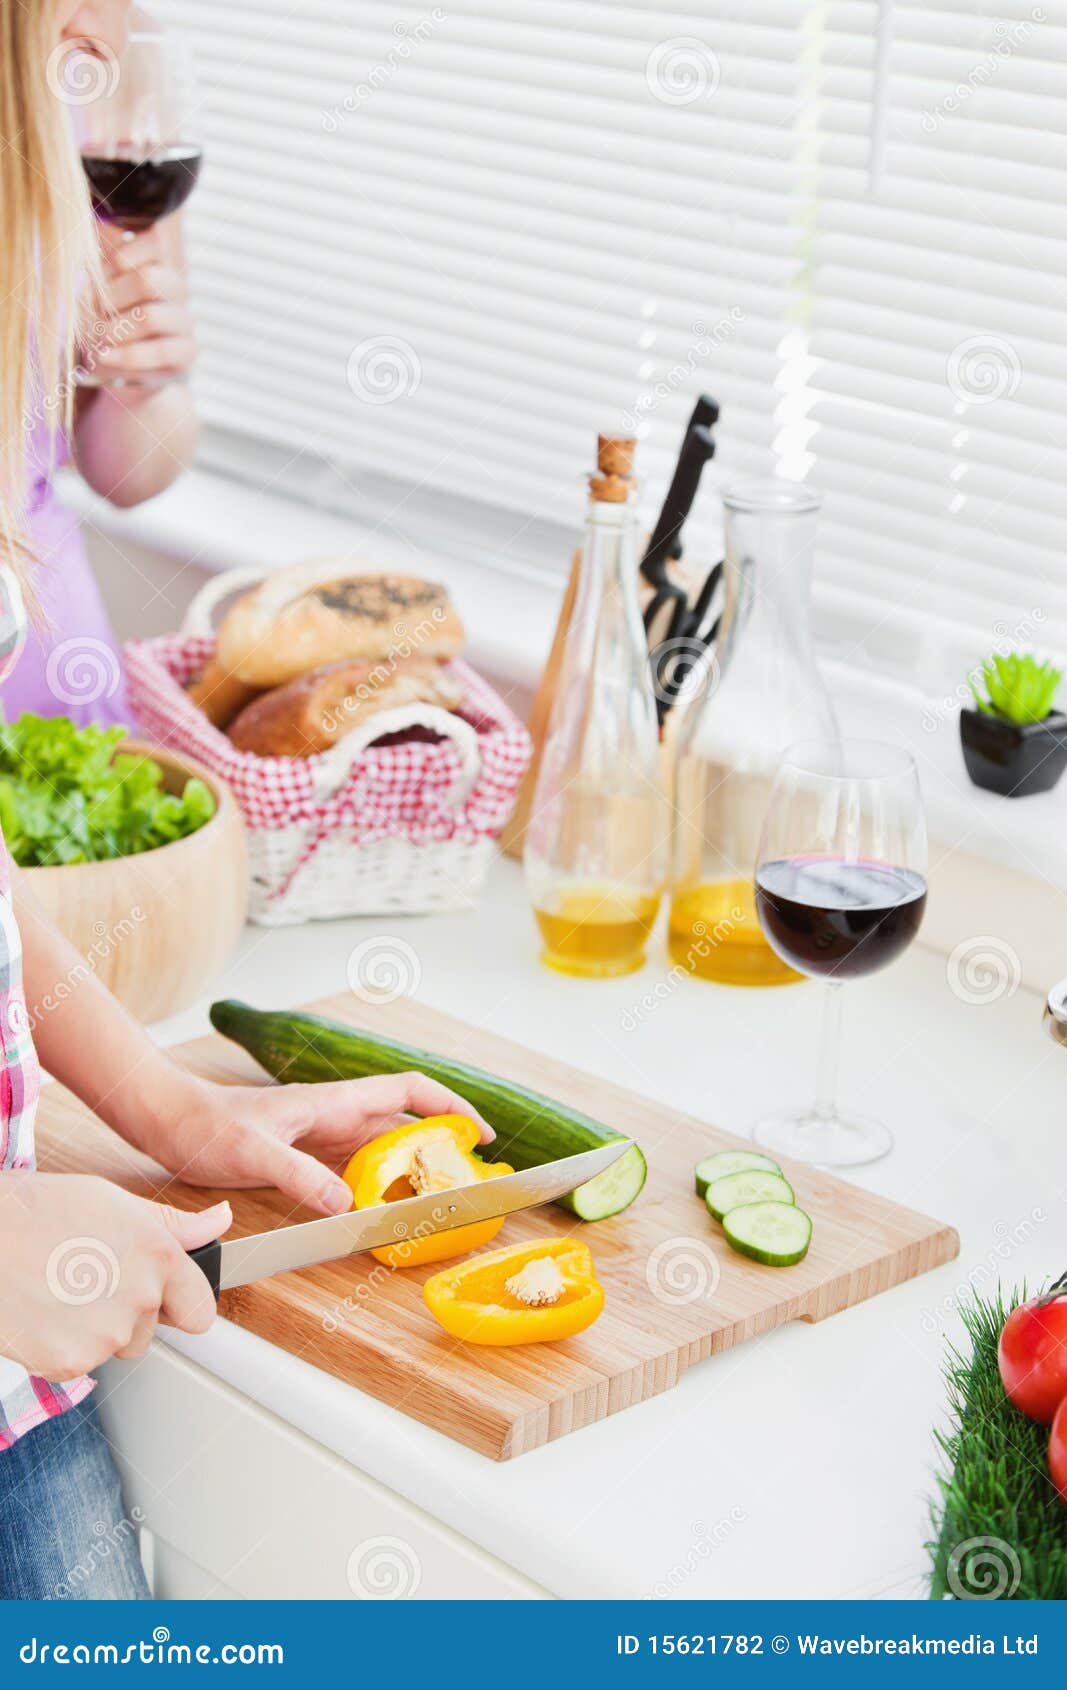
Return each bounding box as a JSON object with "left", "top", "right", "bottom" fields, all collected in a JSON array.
[
  {"left": 342, "top": 1115, "right": 513, "bottom": 1268},
  {"left": 423, "top": 1238, "right": 604, "bottom": 1345}
]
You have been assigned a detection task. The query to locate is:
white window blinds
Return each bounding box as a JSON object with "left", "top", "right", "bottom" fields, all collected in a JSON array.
[
  {"left": 812, "top": 0, "right": 1067, "bottom": 684},
  {"left": 158, "top": 0, "right": 1067, "bottom": 688},
  {"left": 157, "top": 0, "right": 812, "bottom": 530}
]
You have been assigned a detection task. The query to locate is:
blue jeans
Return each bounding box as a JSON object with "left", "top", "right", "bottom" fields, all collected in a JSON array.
[{"left": 0, "top": 1396, "right": 149, "bottom": 1599}]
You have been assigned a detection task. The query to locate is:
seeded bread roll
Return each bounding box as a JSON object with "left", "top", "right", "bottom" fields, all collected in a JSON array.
[
  {"left": 227, "top": 654, "right": 463, "bottom": 759},
  {"left": 215, "top": 563, "right": 465, "bottom": 687}
]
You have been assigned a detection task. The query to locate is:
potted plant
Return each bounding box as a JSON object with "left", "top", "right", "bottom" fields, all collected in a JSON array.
[{"left": 960, "top": 652, "right": 1067, "bottom": 797}]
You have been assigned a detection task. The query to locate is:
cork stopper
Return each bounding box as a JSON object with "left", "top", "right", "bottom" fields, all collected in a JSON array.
[{"left": 589, "top": 434, "right": 636, "bottom": 503}]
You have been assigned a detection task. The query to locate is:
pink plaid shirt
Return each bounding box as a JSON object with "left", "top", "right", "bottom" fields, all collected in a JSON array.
[{"left": 0, "top": 561, "right": 94, "bottom": 1448}]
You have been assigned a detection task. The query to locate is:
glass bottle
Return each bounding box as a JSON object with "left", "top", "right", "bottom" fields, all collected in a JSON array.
[
  {"left": 524, "top": 438, "right": 666, "bottom": 977},
  {"left": 667, "top": 479, "right": 838, "bottom": 986}
]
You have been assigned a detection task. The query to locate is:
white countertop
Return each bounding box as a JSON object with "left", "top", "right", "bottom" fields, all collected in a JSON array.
[{"left": 143, "top": 853, "right": 1063, "bottom": 1601}]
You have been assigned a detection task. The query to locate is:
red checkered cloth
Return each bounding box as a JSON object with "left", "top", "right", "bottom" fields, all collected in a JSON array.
[{"left": 123, "top": 636, "right": 531, "bottom": 903}]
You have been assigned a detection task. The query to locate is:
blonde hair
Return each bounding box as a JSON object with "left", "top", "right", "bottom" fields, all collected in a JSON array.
[{"left": 0, "top": 1, "right": 102, "bottom": 575}]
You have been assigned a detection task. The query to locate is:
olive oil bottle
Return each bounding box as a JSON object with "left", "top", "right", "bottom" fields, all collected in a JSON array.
[{"left": 525, "top": 437, "right": 665, "bottom": 979}]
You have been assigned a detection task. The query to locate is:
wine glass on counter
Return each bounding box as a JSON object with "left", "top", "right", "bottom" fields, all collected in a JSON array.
[
  {"left": 751, "top": 740, "right": 928, "bottom": 1168},
  {"left": 73, "top": 13, "right": 202, "bottom": 385}
]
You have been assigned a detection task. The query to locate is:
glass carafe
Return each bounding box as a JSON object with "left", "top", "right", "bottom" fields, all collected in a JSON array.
[
  {"left": 525, "top": 456, "right": 666, "bottom": 978},
  {"left": 667, "top": 480, "right": 838, "bottom": 986}
]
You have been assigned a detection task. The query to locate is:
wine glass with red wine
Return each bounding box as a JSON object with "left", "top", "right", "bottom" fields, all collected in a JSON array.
[
  {"left": 752, "top": 739, "right": 927, "bottom": 1168},
  {"left": 75, "top": 17, "right": 201, "bottom": 386}
]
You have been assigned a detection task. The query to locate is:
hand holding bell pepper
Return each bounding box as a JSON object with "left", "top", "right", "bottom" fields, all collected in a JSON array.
[{"left": 342, "top": 1116, "right": 512, "bottom": 1267}]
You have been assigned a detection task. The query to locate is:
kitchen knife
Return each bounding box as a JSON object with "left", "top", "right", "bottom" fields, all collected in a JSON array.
[
  {"left": 188, "top": 1139, "right": 634, "bottom": 1298},
  {"left": 640, "top": 393, "right": 720, "bottom": 590}
]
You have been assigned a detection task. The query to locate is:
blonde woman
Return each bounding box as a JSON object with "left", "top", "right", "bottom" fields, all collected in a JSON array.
[
  {"left": 4, "top": 0, "right": 199, "bottom": 724},
  {"left": 0, "top": 1, "right": 490, "bottom": 1599}
]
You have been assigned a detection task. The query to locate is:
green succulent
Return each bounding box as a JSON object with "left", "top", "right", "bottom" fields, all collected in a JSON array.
[{"left": 968, "top": 652, "right": 1062, "bottom": 726}]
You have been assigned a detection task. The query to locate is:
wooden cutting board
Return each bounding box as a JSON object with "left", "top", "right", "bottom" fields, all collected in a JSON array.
[{"left": 34, "top": 993, "right": 959, "bottom": 1461}]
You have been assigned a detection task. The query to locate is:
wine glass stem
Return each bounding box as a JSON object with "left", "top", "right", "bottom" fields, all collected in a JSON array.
[{"left": 812, "top": 981, "right": 844, "bottom": 1124}]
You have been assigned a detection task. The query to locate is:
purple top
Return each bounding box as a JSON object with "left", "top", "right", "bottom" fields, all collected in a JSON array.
[{"left": 2, "top": 413, "right": 130, "bottom": 728}]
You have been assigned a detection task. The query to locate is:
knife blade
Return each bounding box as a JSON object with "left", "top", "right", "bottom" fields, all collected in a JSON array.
[{"left": 188, "top": 1139, "right": 633, "bottom": 1297}]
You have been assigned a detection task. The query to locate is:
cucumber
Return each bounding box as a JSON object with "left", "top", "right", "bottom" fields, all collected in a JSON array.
[
  {"left": 209, "top": 1000, "right": 646, "bottom": 1221},
  {"left": 704, "top": 1169, "right": 795, "bottom": 1222},
  {"left": 694, "top": 1149, "right": 780, "bottom": 1199},
  {"left": 723, "top": 1201, "right": 812, "bottom": 1267}
]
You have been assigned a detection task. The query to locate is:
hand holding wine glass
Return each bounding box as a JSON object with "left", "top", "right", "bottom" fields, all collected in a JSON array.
[
  {"left": 752, "top": 739, "right": 928, "bottom": 1168},
  {"left": 74, "top": 17, "right": 202, "bottom": 388},
  {"left": 90, "top": 224, "right": 197, "bottom": 389}
]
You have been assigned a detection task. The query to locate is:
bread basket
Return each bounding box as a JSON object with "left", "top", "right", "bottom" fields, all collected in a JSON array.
[{"left": 123, "top": 567, "right": 532, "bottom": 925}]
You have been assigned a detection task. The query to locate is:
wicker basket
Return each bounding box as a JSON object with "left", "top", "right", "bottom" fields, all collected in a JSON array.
[{"left": 123, "top": 567, "right": 532, "bottom": 925}]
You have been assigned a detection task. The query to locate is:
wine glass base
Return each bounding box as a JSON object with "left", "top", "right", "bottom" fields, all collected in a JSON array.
[{"left": 750, "top": 1107, "right": 893, "bottom": 1169}]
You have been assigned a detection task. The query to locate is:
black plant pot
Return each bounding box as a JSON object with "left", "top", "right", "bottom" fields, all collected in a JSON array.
[{"left": 959, "top": 707, "right": 1067, "bottom": 797}]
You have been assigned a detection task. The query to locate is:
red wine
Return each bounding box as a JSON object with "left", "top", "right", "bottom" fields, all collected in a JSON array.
[
  {"left": 81, "top": 146, "right": 202, "bottom": 230},
  {"left": 755, "top": 856, "right": 926, "bottom": 980}
]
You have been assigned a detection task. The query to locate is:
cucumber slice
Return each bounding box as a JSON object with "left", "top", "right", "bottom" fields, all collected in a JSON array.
[
  {"left": 723, "top": 1201, "right": 812, "bottom": 1267},
  {"left": 567, "top": 1143, "right": 647, "bottom": 1220},
  {"left": 694, "top": 1149, "right": 781, "bottom": 1199},
  {"left": 704, "top": 1169, "right": 795, "bottom": 1222}
]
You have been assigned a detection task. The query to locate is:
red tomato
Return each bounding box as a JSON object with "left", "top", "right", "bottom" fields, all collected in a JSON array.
[
  {"left": 998, "top": 1288, "right": 1067, "bottom": 1423},
  {"left": 1049, "top": 1399, "right": 1067, "bottom": 1505}
]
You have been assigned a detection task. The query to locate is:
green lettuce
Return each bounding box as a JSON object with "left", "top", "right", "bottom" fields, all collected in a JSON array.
[{"left": 0, "top": 714, "right": 215, "bottom": 867}]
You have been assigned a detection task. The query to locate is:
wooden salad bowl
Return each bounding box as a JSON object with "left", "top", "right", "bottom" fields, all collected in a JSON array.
[{"left": 26, "top": 741, "right": 247, "bottom": 1024}]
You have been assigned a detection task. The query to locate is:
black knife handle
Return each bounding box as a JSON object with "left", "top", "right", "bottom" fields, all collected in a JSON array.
[
  {"left": 188, "top": 1240, "right": 223, "bottom": 1301},
  {"left": 640, "top": 421, "right": 717, "bottom": 583},
  {"left": 687, "top": 392, "right": 720, "bottom": 435}
]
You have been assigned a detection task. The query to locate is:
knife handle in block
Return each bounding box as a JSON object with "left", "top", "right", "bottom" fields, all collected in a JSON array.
[{"left": 188, "top": 1239, "right": 223, "bottom": 1301}]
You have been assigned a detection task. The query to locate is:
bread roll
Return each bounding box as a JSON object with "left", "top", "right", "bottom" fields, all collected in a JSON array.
[
  {"left": 227, "top": 654, "right": 463, "bottom": 759},
  {"left": 215, "top": 563, "right": 465, "bottom": 687},
  {"left": 186, "top": 658, "right": 262, "bottom": 729}
]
